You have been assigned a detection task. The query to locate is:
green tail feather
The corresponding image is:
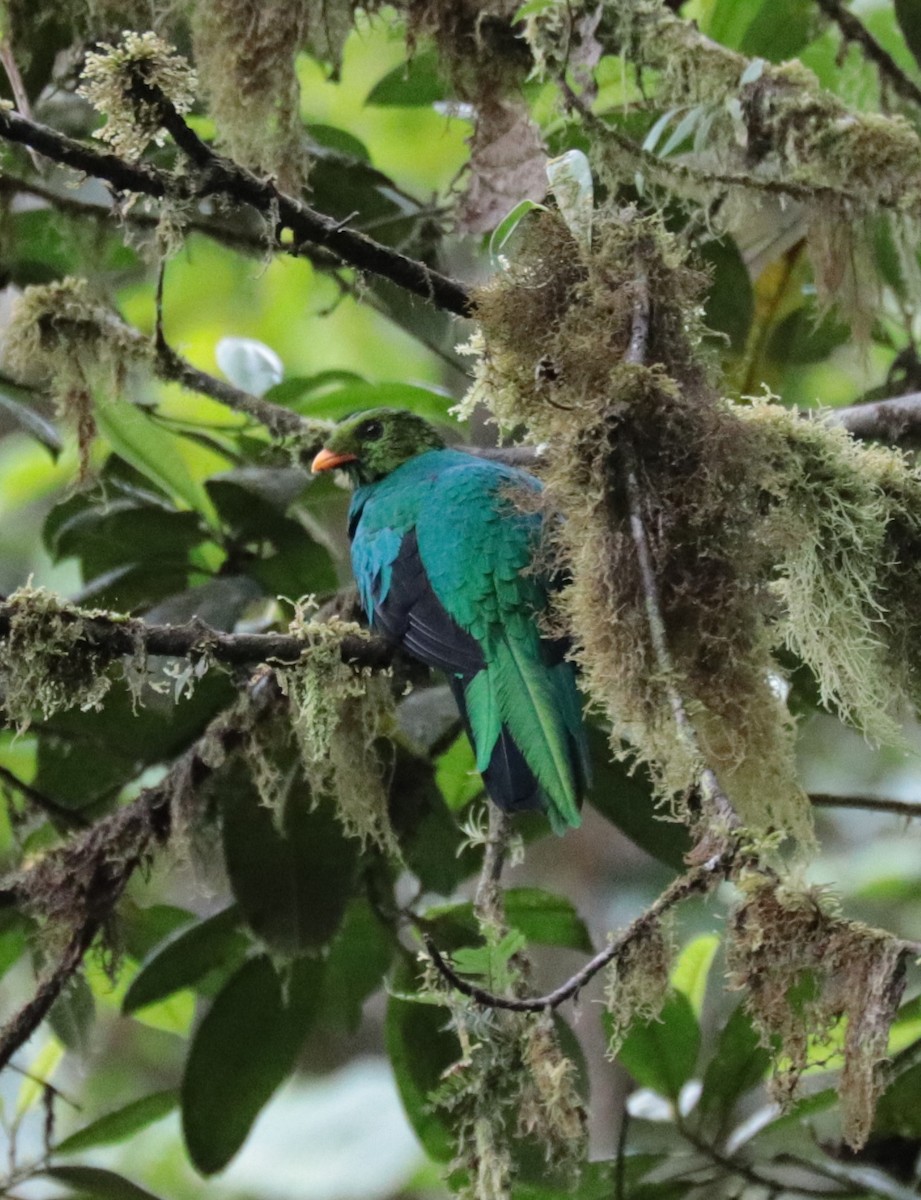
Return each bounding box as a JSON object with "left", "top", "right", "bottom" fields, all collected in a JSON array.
[{"left": 488, "top": 636, "right": 583, "bottom": 831}]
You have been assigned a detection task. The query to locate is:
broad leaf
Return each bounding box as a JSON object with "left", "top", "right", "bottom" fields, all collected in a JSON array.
[
  {"left": 181, "top": 954, "right": 322, "bottom": 1174},
  {"left": 385, "top": 955, "right": 458, "bottom": 1162},
  {"left": 617, "top": 991, "right": 700, "bottom": 1100},
  {"left": 221, "top": 760, "right": 358, "bottom": 954},
  {"left": 123, "top": 906, "right": 248, "bottom": 1014},
  {"left": 42, "top": 1167, "right": 166, "bottom": 1200},
  {"left": 95, "top": 400, "right": 216, "bottom": 521}
]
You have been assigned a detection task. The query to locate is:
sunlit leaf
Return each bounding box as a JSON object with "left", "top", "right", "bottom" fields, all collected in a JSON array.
[
  {"left": 95, "top": 400, "right": 216, "bottom": 522},
  {"left": 546, "top": 150, "right": 593, "bottom": 252}
]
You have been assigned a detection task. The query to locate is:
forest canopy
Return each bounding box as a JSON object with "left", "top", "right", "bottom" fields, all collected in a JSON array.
[{"left": 3, "top": 3, "right": 921, "bottom": 1200}]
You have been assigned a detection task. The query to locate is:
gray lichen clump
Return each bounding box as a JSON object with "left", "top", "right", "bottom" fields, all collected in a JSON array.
[{"left": 79, "top": 31, "right": 197, "bottom": 161}]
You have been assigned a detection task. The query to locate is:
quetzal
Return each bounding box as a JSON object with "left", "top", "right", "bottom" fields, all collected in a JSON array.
[{"left": 311, "top": 408, "right": 589, "bottom": 833}]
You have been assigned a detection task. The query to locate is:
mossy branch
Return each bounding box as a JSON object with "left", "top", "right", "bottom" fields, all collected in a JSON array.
[
  {"left": 0, "top": 669, "right": 287, "bottom": 1073},
  {"left": 0, "top": 104, "right": 473, "bottom": 318},
  {"left": 0, "top": 598, "right": 395, "bottom": 674},
  {"left": 595, "top": 0, "right": 921, "bottom": 213},
  {"left": 617, "top": 264, "right": 741, "bottom": 842}
]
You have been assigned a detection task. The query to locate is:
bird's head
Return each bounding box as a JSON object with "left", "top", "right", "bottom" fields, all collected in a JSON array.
[{"left": 310, "top": 408, "right": 446, "bottom": 484}]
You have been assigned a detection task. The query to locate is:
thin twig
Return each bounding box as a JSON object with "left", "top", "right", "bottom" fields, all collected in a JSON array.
[
  {"left": 814, "top": 0, "right": 921, "bottom": 111},
  {"left": 810, "top": 793, "right": 921, "bottom": 819},
  {"left": 423, "top": 851, "right": 732, "bottom": 1012}
]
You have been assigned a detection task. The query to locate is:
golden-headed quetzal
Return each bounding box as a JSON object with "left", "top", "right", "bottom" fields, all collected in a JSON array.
[{"left": 311, "top": 408, "right": 589, "bottom": 833}]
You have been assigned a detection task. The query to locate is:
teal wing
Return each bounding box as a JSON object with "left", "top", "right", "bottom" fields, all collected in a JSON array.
[{"left": 415, "top": 456, "right": 588, "bottom": 832}]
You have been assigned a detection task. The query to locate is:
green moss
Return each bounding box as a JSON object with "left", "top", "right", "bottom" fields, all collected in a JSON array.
[
  {"left": 0, "top": 584, "right": 121, "bottom": 728},
  {"left": 604, "top": 915, "right": 672, "bottom": 1054},
  {"left": 191, "top": 0, "right": 311, "bottom": 192}
]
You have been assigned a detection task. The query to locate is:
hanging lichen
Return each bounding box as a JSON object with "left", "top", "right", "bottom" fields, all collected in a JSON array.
[
  {"left": 603, "top": 914, "right": 673, "bottom": 1054},
  {"left": 191, "top": 0, "right": 311, "bottom": 192},
  {"left": 4, "top": 277, "right": 152, "bottom": 480},
  {"left": 432, "top": 1005, "right": 586, "bottom": 1200},
  {"left": 464, "top": 209, "right": 809, "bottom": 846},
  {"left": 727, "top": 875, "right": 907, "bottom": 1149},
  {"left": 0, "top": 584, "right": 122, "bottom": 728},
  {"left": 277, "top": 614, "right": 397, "bottom": 853},
  {"left": 79, "top": 31, "right": 197, "bottom": 161}
]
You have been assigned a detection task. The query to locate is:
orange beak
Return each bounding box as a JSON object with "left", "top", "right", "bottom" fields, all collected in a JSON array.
[{"left": 311, "top": 447, "right": 359, "bottom": 473}]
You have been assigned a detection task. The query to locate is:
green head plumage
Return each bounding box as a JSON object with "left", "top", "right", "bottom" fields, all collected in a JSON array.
[{"left": 311, "top": 408, "right": 446, "bottom": 484}]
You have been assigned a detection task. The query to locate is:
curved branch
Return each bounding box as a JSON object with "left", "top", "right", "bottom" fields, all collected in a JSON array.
[
  {"left": 423, "top": 851, "right": 733, "bottom": 1011},
  {"left": 0, "top": 105, "right": 473, "bottom": 318}
]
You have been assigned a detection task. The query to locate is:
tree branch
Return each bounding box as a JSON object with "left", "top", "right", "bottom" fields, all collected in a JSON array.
[
  {"left": 810, "top": 793, "right": 921, "bottom": 819},
  {"left": 813, "top": 0, "right": 921, "bottom": 111},
  {"left": 423, "top": 850, "right": 733, "bottom": 1011},
  {"left": 0, "top": 602, "right": 395, "bottom": 672},
  {"left": 0, "top": 105, "right": 473, "bottom": 318}
]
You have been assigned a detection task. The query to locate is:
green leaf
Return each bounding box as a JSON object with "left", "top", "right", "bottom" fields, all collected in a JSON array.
[
  {"left": 546, "top": 150, "right": 593, "bottom": 252},
  {"left": 699, "top": 237, "right": 754, "bottom": 352},
  {"left": 181, "top": 954, "right": 321, "bottom": 1174},
  {"left": 122, "top": 906, "right": 248, "bottom": 1015},
  {"left": 366, "top": 52, "right": 445, "bottom": 106},
  {"left": 385, "top": 955, "right": 458, "bottom": 1162},
  {"left": 490, "top": 199, "right": 547, "bottom": 259},
  {"left": 48, "top": 973, "right": 95, "bottom": 1054},
  {"left": 586, "top": 727, "right": 691, "bottom": 869},
  {"left": 95, "top": 400, "right": 216, "bottom": 522},
  {"left": 56, "top": 1091, "right": 179, "bottom": 1154},
  {"left": 766, "top": 305, "right": 849, "bottom": 365},
  {"left": 741, "top": 0, "right": 815, "bottom": 61},
  {"left": 0, "top": 385, "right": 61, "bottom": 455},
  {"left": 316, "top": 898, "right": 394, "bottom": 1032},
  {"left": 670, "top": 934, "right": 719, "bottom": 1015},
  {"left": 875, "top": 1060, "right": 921, "bottom": 1138},
  {"left": 699, "top": 1004, "right": 770, "bottom": 1124},
  {"left": 221, "top": 761, "right": 359, "bottom": 954},
  {"left": 215, "top": 337, "right": 283, "bottom": 397},
  {"left": 42, "top": 1166, "right": 166, "bottom": 1200},
  {"left": 617, "top": 991, "right": 700, "bottom": 1100}
]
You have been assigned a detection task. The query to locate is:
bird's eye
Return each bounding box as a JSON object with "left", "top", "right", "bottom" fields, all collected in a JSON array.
[{"left": 358, "top": 419, "right": 383, "bottom": 441}]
